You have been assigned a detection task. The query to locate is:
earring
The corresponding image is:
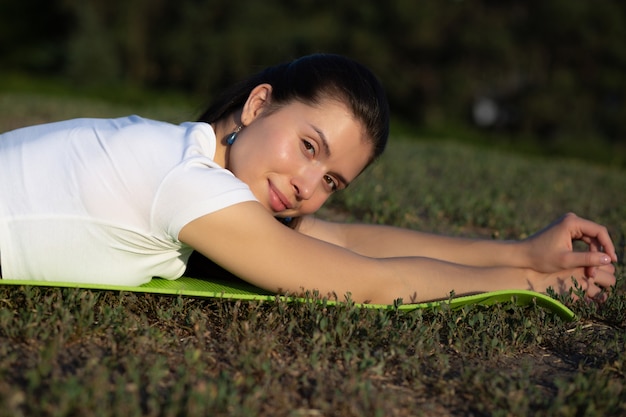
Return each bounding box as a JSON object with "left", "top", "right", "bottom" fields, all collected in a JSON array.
[{"left": 227, "top": 125, "right": 242, "bottom": 145}]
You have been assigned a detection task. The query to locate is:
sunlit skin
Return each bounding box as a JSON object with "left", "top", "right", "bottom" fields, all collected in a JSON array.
[
  {"left": 179, "top": 84, "right": 617, "bottom": 304},
  {"left": 0, "top": 62, "right": 617, "bottom": 305},
  {"left": 212, "top": 84, "right": 372, "bottom": 220}
]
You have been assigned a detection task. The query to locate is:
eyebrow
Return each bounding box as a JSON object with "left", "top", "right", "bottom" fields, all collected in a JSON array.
[
  {"left": 311, "top": 125, "right": 331, "bottom": 158},
  {"left": 310, "top": 124, "right": 351, "bottom": 188}
]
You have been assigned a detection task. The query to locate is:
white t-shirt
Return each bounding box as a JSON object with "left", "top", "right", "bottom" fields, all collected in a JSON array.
[{"left": 0, "top": 115, "right": 257, "bottom": 285}]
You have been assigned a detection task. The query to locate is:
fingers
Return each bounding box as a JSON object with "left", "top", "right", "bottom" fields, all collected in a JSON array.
[
  {"left": 584, "top": 237, "right": 602, "bottom": 277},
  {"left": 547, "top": 265, "right": 615, "bottom": 303},
  {"left": 584, "top": 276, "right": 616, "bottom": 303},
  {"left": 566, "top": 213, "right": 618, "bottom": 262},
  {"left": 592, "top": 265, "right": 617, "bottom": 288},
  {"left": 562, "top": 249, "right": 614, "bottom": 271},
  {"left": 576, "top": 269, "right": 615, "bottom": 302},
  {"left": 584, "top": 280, "right": 607, "bottom": 302},
  {"left": 585, "top": 279, "right": 602, "bottom": 298},
  {"left": 586, "top": 260, "right": 616, "bottom": 278}
]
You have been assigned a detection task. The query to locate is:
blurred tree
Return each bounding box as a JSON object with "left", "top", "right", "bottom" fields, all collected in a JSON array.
[
  {"left": 116, "top": 0, "right": 165, "bottom": 86},
  {"left": 0, "top": 0, "right": 71, "bottom": 72},
  {"left": 0, "top": 0, "right": 624, "bottom": 151},
  {"left": 63, "top": 0, "right": 121, "bottom": 85}
]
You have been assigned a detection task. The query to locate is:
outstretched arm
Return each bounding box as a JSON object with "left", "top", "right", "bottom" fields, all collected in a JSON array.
[
  {"left": 297, "top": 215, "right": 524, "bottom": 266},
  {"left": 298, "top": 212, "right": 617, "bottom": 274},
  {"left": 179, "top": 204, "right": 616, "bottom": 304}
]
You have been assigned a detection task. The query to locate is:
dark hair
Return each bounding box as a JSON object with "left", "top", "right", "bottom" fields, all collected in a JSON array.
[{"left": 198, "top": 53, "right": 389, "bottom": 163}]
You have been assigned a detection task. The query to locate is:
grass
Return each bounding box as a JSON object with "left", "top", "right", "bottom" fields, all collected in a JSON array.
[{"left": 1, "top": 91, "right": 626, "bottom": 416}]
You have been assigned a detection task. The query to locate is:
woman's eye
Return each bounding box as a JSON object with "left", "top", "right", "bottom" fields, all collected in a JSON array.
[
  {"left": 302, "top": 140, "right": 315, "bottom": 155},
  {"left": 324, "top": 175, "right": 338, "bottom": 192}
]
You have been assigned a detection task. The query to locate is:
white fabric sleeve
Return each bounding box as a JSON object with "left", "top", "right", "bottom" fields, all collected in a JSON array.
[{"left": 151, "top": 156, "right": 258, "bottom": 241}]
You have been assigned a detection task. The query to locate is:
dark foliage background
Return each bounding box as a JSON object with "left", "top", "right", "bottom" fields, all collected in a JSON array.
[{"left": 1, "top": 0, "right": 625, "bottom": 163}]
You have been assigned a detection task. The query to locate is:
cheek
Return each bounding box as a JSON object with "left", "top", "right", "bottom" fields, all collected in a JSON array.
[
  {"left": 299, "top": 194, "right": 329, "bottom": 215},
  {"left": 228, "top": 139, "right": 266, "bottom": 177}
]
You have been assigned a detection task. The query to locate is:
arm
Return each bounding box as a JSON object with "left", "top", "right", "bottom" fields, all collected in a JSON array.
[
  {"left": 297, "top": 215, "right": 526, "bottom": 267},
  {"left": 179, "top": 204, "right": 615, "bottom": 304},
  {"left": 298, "top": 212, "right": 617, "bottom": 274}
]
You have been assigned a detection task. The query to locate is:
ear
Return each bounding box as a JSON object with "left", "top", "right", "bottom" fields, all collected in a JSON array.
[{"left": 241, "top": 84, "right": 273, "bottom": 126}]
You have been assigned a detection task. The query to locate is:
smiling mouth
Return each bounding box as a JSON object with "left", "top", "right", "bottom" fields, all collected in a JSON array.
[{"left": 268, "top": 181, "right": 293, "bottom": 213}]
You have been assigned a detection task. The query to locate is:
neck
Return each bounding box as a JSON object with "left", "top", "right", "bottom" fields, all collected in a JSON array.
[
  {"left": 211, "top": 119, "right": 233, "bottom": 169},
  {"left": 210, "top": 111, "right": 242, "bottom": 169}
]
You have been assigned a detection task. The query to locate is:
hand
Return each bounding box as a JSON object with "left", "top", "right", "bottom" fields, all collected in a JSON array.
[
  {"left": 523, "top": 212, "right": 618, "bottom": 273},
  {"left": 521, "top": 213, "right": 617, "bottom": 299},
  {"left": 528, "top": 266, "right": 616, "bottom": 302}
]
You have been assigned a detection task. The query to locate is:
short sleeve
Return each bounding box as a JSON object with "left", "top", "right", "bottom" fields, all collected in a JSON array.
[{"left": 151, "top": 156, "right": 257, "bottom": 240}]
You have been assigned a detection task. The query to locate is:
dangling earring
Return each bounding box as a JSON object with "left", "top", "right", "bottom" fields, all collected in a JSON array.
[{"left": 227, "top": 125, "right": 242, "bottom": 145}]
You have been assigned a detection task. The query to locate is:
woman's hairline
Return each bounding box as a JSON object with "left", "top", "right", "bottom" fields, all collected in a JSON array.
[{"left": 255, "top": 92, "right": 378, "bottom": 165}]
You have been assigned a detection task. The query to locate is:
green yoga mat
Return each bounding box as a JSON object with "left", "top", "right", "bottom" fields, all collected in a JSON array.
[{"left": 0, "top": 275, "right": 575, "bottom": 320}]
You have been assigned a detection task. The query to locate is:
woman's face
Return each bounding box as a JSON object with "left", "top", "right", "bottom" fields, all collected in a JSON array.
[{"left": 228, "top": 96, "right": 373, "bottom": 219}]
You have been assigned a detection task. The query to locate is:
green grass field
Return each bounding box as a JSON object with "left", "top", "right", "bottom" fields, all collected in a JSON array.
[{"left": 1, "top": 92, "right": 625, "bottom": 416}]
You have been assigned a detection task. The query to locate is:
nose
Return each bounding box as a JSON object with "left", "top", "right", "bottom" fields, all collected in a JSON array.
[{"left": 292, "top": 167, "right": 322, "bottom": 200}]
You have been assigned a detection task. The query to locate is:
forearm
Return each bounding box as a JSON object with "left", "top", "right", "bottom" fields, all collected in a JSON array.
[
  {"left": 342, "top": 223, "right": 529, "bottom": 269},
  {"left": 182, "top": 206, "right": 541, "bottom": 306},
  {"left": 371, "top": 257, "right": 532, "bottom": 304}
]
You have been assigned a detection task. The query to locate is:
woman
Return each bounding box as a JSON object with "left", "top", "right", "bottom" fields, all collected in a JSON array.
[{"left": 0, "top": 54, "right": 617, "bottom": 304}]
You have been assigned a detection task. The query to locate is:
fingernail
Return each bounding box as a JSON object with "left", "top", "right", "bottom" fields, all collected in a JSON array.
[{"left": 600, "top": 255, "right": 611, "bottom": 264}]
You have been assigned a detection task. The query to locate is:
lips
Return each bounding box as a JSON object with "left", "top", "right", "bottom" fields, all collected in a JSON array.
[{"left": 268, "top": 181, "right": 293, "bottom": 213}]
